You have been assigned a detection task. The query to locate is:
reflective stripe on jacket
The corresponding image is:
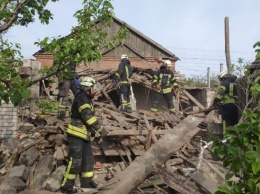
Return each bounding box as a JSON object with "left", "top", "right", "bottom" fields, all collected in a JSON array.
[
  {"left": 215, "top": 78, "right": 237, "bottom": 105},
  {"left": 68, "top": 91, "right": 102, "bottom": 140},
  {"left": 116, "top": 58, "right": 133, "bottom": 84},
  {"left": 152, "top": 69, "right": 178, "bottom": 94}
]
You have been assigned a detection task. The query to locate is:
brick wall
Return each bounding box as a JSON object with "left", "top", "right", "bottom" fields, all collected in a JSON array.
[
  {"left": 0, "top": 102, "right": 18, "bottom": 138},
  {"left": 0, "top": 59, "right": 42, "bottom": 138}
]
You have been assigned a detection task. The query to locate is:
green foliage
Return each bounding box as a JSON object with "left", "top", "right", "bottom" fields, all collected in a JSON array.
[
  {"left": 212, "top": 43, "right": 260, "bottom": 194},
  {"left": 0, "top": 0, "right": 58, "bottom": 32},
  {"left": 231, "top": 58, "right": 251, "bottom": 78},
  {"left": 0, "top": 0, "right": 128, "bottom": 106},
  {"left": 37, "top": 97, "right": 61, "bottom": 114},
  {"left": 253, "top": 41, "right": 260, "bottom": 61},
  {"left": 183, "top": 73, "right": 218, "bottom": 88}
]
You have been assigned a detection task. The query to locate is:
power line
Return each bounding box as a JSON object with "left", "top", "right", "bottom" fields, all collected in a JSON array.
[{"left": 167, "top": 46, "right": 255, "bottom": 54}]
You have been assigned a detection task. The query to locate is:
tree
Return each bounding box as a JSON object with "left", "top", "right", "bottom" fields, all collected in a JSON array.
[
  {"left": 183, "top": 73, "right": 219, "bottom": 88},
  {"left": 0, "top": 0, "right": 128, "bottom": 106},
  {"left": 212, "top": 44, "right": 260, "bottom": 194},
  {"left": 231, "top": 58, "right": 251, "bottom": 78}
]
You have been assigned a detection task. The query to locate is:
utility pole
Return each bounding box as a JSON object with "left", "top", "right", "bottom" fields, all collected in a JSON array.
[
  {"left": 207, "top": 67, "right": 210, "bottom": 88},
  {"left": 220, "top": 63, "right": 223, "bottom": 72},
  {"left": 225, "top": 17, "right": 232, "bottom": 74}
]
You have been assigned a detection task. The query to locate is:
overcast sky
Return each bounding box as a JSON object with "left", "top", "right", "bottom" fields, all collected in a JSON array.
[{"left": 6, "top": 0, "right": 260, "bottom": 77}]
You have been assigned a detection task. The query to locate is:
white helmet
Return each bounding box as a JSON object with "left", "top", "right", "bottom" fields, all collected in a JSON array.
[
  {"left": 80, "top": 77, "right": 96, "bottom": 89},
  {"left": 121, "top": 54, "right": 128, "bottom": 60},
  {"left": 164, "top": 60, "right": 172, "bottom": 67},
  {"left": 218, "top": 71, "right": 228, "bottom": 79}
]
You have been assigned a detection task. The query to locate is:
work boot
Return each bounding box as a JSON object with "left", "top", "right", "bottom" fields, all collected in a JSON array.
[
  {"left": 60, "top": 187, "right": 77, "bottom": 194},
  {"left": 170, "top": 111, "right": 176, "bottom": 115},
  {"left": 126, "top": 107, "right": 132, "bottom": 113},
  {"left": 81, "top": 178, "right": 97, "bottom": 188}
]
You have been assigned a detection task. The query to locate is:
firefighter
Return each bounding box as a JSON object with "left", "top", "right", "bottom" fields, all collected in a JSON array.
[
  {"left": 57, "top": 60, "right": 80, "bottom": 106},
  {"left": 115, "top": 54, "right": 133, "bottom": 113},
  {"left": 60, "top": 77, "right": 109, "bottom": 194},
  {"left": 213, "top": 71, "right": 238, "bottom": 130},
  {"left": 151, "top": 60, "right": 179, "bottom": 113}
]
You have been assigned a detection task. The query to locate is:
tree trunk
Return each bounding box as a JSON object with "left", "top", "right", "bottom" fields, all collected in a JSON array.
[{"left": 101, "top": 115, "right": 203, "bottom": 194}]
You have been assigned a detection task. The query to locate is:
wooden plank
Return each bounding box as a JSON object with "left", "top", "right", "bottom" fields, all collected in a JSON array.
[
  {"left": 182, "top": 90, "right": 205, "bottom": 110},
  {"left": 154, "top": 164, "right": 201, "bottom": 194},
  {"left": 109, "top": 111, "right": 131, "bottom": 129},
  {"left": 121, "top": 139, "right": 145, "bottom": 156},
  {"left": 99, "top": 140, "right": 126, "bottom": 156},
  {"left": 192, "top": 172, "right": 219, "bottom": 194},
  {"left": 106, "top": 129, "right": 169, "bottom": 136},
  {"left": 91, "top": 141, "right": 102, "bottom": 156},
  {"left": 102, "top": 107, "right": 131, "bottom": 129}
]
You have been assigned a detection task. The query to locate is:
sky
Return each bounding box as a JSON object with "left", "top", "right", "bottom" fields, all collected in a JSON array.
[{"left": 6, "top": 0, "right": 260, "bottom": 77}]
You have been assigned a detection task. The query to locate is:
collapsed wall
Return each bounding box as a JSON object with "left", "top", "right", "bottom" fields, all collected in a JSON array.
[{"left": 0, "top": 59, "right": 41, "bottom": 138}]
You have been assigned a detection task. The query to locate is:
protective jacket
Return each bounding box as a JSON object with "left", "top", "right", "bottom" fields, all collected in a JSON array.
[
  {"left": 66, "top": 91, "right": 103, "bottom": 141},
  {"left": 116, "top": 58, "right": 133, "bottom": 84},
  {"left": 152, "top": 67, "right": 178, "bottom": 94},
  {"left": 213, "top": 76, "right": 237, "bottom": 105}
]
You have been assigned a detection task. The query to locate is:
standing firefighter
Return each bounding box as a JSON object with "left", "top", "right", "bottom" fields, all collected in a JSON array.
[
  {"left": 213, "top": 71, "right": 238, "bottom": 130},
  {"left": 151, "top": 60, "right": 179, "bottom": 113},
  {"left": 57, "top": 60, "right": 80, "bottom": 106},
  {"left": 116, "top": 54, "right": 133, "bottom": 113},
  {"left": 60, "top": 77, "right": 108, "bottom": 194}
]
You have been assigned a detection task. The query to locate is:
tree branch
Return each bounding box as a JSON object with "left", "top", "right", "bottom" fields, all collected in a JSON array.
[{"left": 0, "top": 0, "right": 32, "bottom": 33}]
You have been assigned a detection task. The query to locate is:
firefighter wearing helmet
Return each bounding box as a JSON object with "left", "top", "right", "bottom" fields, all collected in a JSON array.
[
  {"left": 151, "top": 60, "right": 179, "bottom": 113},
  {"left": 115, "top": 54, "right": 133, "bottom": 113},
  {"left": 60, "top": 76, "right": 108, "bottom": 193},
  {"left": 213, "top": 71, "right": 238, "bottom": 130}
]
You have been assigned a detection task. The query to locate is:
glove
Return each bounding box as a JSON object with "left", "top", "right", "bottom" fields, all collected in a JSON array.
[
  {"left": 98, "top": 127, "right": 109, "bottom": 138},
  {"left": 156, "top": 84, "right": 161, "bottom": 90},
  {"left": 174, "top": 87, "right": 179, "bottom": 93}
]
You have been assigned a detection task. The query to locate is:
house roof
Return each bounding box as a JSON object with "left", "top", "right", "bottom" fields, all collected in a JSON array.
[
  {"left": 33, "top": 15, "right": 179, "bottom": 61},
  {"left": 111, "top": 15, "right": 179, "bottom": 61}
]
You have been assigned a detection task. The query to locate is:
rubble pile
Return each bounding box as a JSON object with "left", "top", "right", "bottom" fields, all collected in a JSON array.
[{"left": 0, "top": 67, "right": 224, "bottom": 194}]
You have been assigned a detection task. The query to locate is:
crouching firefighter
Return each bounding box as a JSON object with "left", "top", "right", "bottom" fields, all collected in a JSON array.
[
  {"left": 60, "top": 77, "right": 109, "bottom": 194},
  {"left": 151, "top": 60, "right": 179, "bottom": 113},
  {"left": 115, "top": 54, "right": 133, "bottom": 113}
]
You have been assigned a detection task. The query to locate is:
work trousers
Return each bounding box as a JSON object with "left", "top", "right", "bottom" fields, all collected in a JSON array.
[
  {"left": 151, "top": 91, "right": 175, "bottom": 113},
  {"left": 119, "top": 83, "right": 131, "bottom": 111},
  {"left": 221, "top": 103, "right": 239, "bottom": 130},
  {"left": 61, "top": 135, "right": 95, "bottom": 190},
  {"left": 58, "top": 79, "right": 79, "bottom": 106}
]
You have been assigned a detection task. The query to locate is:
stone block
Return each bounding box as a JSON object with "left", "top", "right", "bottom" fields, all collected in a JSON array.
[
  {"left": 33, "top": 155, "right": 56, "bottom": 190},
  {"left": 23, "top": 59, "right": 32, "bottom": 67},
  {"left": 24, "top": 146, "right": 39, "bottom": 165},
  {"left": 30, "top": 85, "right": 40, "bottom": 99},
  {"left": 31, "top": 60, "right": 42, "bottom": 70},
  {"left": 54, "top": 146, "right": 65, "bottom": 160},
  {"left": 19, "top": 66, "right": 32, "bottom": 76},
  {"left": 42, "top": 165, "right": 65, "bottom": 191},
  {"left": 0, "top": 177, "right": 25, "bottom": 194},
  {"left": 9, "top": 165, "right": 29, "bottom": 182},
  {"left": 18, "top": 123, "right": 34, "bottom": 132}
]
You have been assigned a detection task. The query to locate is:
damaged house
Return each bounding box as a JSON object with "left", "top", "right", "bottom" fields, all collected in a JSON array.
[{"left": 0, "top": 16, "right": 222, "bottom": 194}]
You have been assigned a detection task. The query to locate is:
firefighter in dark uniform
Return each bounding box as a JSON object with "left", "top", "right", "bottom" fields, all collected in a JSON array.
[
  {"left": 213, "top": 71, "right": 238, "bottom": 130},
  {"left": 60, "top": 77, "right": 108, "bottom": 194},
  {"left": 57, "top": 60, "right": 80, "bottom": 106},
  {"left": 151, "top": 60, "right": 179, "bottom": 113},
  {"left": 116, "top": 54, "right": 133, "bottom": 113}
]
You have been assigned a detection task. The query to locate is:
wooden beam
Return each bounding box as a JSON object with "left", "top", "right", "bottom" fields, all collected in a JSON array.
[
  {"left": 182, "top": 90, "right": 205, "bottom": 110},
  {"left": 102, "top": 116, "right": 203, "bottom": 194}
]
